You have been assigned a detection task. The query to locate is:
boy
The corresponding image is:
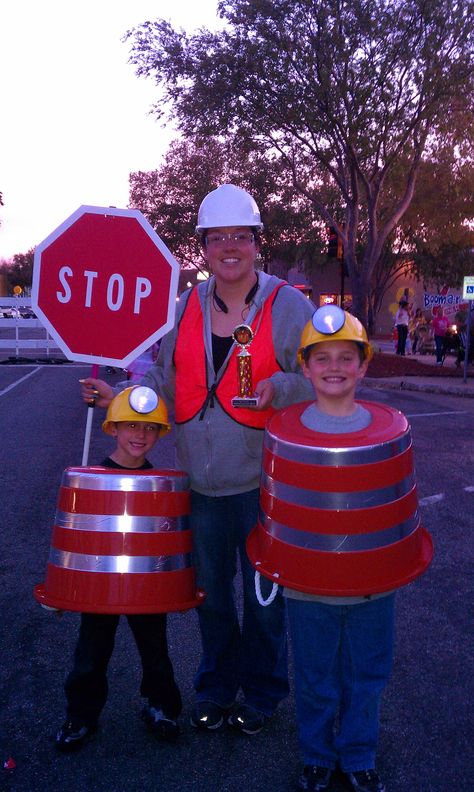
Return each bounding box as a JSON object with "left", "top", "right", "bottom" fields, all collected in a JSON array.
[
  {"left": 56, "top": 386, "right": 182, "bottom": 752},
  {"left": 288, "top": 306, "right": 391, "bottom": 792}
]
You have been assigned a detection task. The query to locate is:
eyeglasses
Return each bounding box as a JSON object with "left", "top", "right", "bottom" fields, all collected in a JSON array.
[{"left": 205, "top": 231, "right": 255, "bottom": 246}]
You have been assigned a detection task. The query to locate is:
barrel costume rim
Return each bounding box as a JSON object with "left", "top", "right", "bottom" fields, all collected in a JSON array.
[
  {"left": 247, "top": 401, "right": 433, "bottom": 596},
  {"left": 34, "top": 466, "right": 205, "bottom": 613}
]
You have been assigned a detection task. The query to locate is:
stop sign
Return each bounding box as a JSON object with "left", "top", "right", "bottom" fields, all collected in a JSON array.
[{"left": 32, "top": 205, "right": 180, "bottom": 367}]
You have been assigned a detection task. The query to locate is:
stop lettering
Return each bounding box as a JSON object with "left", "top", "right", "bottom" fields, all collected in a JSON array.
[{"left": 55, "top": 268, "right": 153, "bottom": 314}]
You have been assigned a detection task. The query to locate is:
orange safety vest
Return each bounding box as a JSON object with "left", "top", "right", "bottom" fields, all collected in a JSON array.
[{"left": 174, "top": 284, "right": 284, "bottom": 428}]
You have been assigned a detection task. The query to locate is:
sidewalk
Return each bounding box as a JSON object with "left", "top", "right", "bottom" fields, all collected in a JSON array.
[{"left": 365, "top": 341, "right": 474, "bottom": 397}]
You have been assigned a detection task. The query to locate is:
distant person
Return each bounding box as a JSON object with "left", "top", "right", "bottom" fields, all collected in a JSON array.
[
  {"left": 410, "top": 308, "right": 426, "bottom": 355},
  {"left": 455, "top": 319, "right": 474, "bottom": 367},
  {"left": 394, "top": 299, "right": 410, "bottom": 356},
  {"left": 126, "top": 342, "right": 160, "bottom": 383},
  {"left": 56, "top": 386, "right": 182, "bottom": 752},
  {"left": 431, "top": 306, "right": 449, "bottom": 365}
]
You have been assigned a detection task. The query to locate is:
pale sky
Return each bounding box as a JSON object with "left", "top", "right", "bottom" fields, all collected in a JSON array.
[{"left": 0, "top": 0, "right": 220, "bottom": 260}]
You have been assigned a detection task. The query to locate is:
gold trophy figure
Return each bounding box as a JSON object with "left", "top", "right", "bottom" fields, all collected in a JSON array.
[{"left": 231, "top": 324, "right": 259, "bottom": 408}]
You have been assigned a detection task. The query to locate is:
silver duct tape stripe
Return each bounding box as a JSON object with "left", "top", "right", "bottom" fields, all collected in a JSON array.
[
  {"left": 49, "top": 548, "right": 192, "bottom": 573},
  {"left": 54, "top": 511, "right": 189, "bottom": 533},
  {"left": 264, "top": 430, "right": 411, "bottom": 466},
  {"left": 262, "top": 473, "right": 416, "bottom": 509},
  {"left": 259, "top": 511, "right": 420, "bottom": 552},
  {"left": 62, "top": 470, "right": 190, "bottom": 492}
]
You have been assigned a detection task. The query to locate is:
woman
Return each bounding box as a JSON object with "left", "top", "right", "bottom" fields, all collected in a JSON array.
[
  {"left": 80, "top": 184, "right": 315, "bottom": 735},
  {"left": 432, "top": 306, "right": 449, "bottom": 365},
  {"left": 410, "top": 308, "right": 426, "bottom": 355},
  {"left": 394, "top": 300, "right": 410, "bottom": 356}
]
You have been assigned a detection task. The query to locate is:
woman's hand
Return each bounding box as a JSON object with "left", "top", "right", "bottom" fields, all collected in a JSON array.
[{"left": 253, "top": 378, "right": 275, "bottom": 410}]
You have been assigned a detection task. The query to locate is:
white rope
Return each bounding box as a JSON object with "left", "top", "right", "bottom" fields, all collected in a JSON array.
[{"left": 254, "top": 568, "right": 279, "bottom": 607}]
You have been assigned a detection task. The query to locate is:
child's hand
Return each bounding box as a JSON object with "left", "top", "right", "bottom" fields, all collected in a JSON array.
[{"left": 79, "top": 378, "right": 114, "bottom": 408}]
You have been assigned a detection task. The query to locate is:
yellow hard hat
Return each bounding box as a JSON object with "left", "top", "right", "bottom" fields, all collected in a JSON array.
[
  {"left": 102, "top": 386, "right": 171, "bottom": 437},
  {"left": 297, "top": 305, "right": 373, "bottom": 364}
]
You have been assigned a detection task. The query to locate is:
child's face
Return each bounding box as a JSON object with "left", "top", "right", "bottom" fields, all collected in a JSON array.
[
  {"left": 108, "top": 421, "right": 160, "bottom": 468},
  {"left": 302, "top": 340, "right": 368, "bottom": 404}
]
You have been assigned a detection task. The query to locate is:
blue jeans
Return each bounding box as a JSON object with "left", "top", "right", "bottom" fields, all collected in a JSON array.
[
  {"left": 434, "top": 334, "right": 446, "bottom": 363},
  {"left": 396, "top": 324, "right": 408, "bottom": 355},
  {"left": 190, "top": 489, "right": 289, "bottom": 715},
  {"left": 287, "top": 595, "right": 395, "bottom": 772}
]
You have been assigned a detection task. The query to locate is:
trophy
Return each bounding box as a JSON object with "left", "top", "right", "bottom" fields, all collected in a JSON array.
[{"left": 231, "top": 324, "right": 259, "bottom": 408}]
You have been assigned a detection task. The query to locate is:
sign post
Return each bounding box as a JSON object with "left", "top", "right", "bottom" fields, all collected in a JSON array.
[
  {"left": 462, "top": 277, "right": 474, "bottom": 385},
  {"left": 32, "top": 205, "right": 180, "bottom": 462}
]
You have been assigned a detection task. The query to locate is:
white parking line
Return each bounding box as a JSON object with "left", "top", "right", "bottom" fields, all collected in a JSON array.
[
  {"left": 0, "top": 367, "right": 41, "bottom": 396},
  {"left": 407, "top": 411, "right": 467, "bottom": 417},
  {"left": 419, "top": 493, "right": 445, "bottom": 506},
  {"left": 464, "top": 486, "right": 474, "bottom": 493}
]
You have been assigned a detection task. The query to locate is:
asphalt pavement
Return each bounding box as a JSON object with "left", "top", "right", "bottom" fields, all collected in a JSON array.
[{"left": 0, "top": 362, "right": 472, "bottom": 792}]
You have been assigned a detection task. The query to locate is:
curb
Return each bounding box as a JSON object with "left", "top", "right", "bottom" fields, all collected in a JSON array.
[{"left": 364, "top": 377, "right": 474, "bottom": 398}]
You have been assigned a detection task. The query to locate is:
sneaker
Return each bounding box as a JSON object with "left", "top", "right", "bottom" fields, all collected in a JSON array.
[
  {"left": 55, "top": 719, "right": 96, "bottom": 752},
  {"left": 345, "top": 769, "right": 386, "bottom": 792},
  {"left": 190, "top": 701, "right": 226, "bottom": 731},
  {"left": 141, "top": 706, "right": 180, "bottom": 741},
  {"left": 298, "top": 765, "right": 333, "bottom": 791},
  {"left": 228, "top": 704, "right": 267, "bottom": 735}
]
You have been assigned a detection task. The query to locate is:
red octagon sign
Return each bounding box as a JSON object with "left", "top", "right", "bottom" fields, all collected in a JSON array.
[{"left": 32, "top": 206, "right": 180, "bottom": 367}]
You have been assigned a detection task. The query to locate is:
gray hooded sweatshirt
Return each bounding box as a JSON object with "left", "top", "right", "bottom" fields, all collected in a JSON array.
[{"left": 141, "top": 271, "right": 315, "bottom": 496}]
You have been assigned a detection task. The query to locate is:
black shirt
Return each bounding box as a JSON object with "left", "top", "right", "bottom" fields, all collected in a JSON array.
[
  {"left": 212, "top": 333, "right": 233, "bottom": 373},
  {"left": 101, "top": 456, "right": 153, "bottom": 470}
]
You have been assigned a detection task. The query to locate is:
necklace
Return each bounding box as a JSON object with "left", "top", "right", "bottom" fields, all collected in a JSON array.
[{"left": 213, "top": 274, "right": 259, "bottom": 315}]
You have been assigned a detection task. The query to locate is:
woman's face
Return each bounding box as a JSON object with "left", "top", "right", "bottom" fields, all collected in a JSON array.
[{"left": 202, "top": 226, "right": 258, "bottom": 287}]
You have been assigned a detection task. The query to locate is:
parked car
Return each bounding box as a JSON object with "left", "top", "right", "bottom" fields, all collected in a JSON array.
[{"left": 0, "top": 305, "right": 36, "bottom": 319}]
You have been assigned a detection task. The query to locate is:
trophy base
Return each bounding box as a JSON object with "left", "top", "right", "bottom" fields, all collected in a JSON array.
[{"left": 232, "top": 396, "right": 260, "bottom": 408}]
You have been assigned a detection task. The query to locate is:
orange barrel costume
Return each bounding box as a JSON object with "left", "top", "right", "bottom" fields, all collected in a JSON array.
[
  {"left": 35, "top": 466, "right": 205, "bottom": 613},
  {"left": 247, "top": 400, "right": 433, "bottom": 596}
]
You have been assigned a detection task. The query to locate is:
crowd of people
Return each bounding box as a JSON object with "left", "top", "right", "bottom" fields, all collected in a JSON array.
[
  {"left": 393, "top": 299, "right": 468, "bottom": 365},
  {"left": 53, "top": 185, "right": 433, "bottom": 792}
]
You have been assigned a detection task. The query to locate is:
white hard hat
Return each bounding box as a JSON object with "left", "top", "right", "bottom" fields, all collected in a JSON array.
[{"left": 195, "top": 184, "right": 263, "bottom": 232}]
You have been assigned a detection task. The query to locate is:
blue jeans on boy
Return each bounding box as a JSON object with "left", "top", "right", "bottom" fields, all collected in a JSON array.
[
  {"left": 190, "top": 489, "right": 289, "bottom": 716},
  {"left": 287, "top": 594, "right": 395, "bottom": 772}
]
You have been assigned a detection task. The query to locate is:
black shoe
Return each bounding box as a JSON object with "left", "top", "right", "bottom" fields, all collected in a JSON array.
[
  {"left": 190, "top": 701, "right": 226, "bottom": 731},
  {"left": 55, "top": 719, "right": 96, "bottom": 753},
  {"left": 228, "top": 704, "right": 267, "bottom": 735},
  {"left": 298, "top": 765, "right": 333, "bottom": 791},
  {"left": 345, "top": 769, "right": 386, "bottom": 792},
  {"left": 141, "top": 706, "right": 180, "bottom": 741}
]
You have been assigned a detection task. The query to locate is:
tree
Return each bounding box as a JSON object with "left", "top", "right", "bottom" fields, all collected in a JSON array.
[
  {"left": 367, "top": 136, "right": 474, "bottom": 326},
  {"left": 129, "top": 136, "right": 326, "bottom": 273},
  {"left": 126, "top": 0, "right": 474, "bottom": 325},
  {"left": 398, "top": 139, "right": 474, "bottom": 286},
  {"left": 0, "top": 250, "right": 34, "bottom": 291}
]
